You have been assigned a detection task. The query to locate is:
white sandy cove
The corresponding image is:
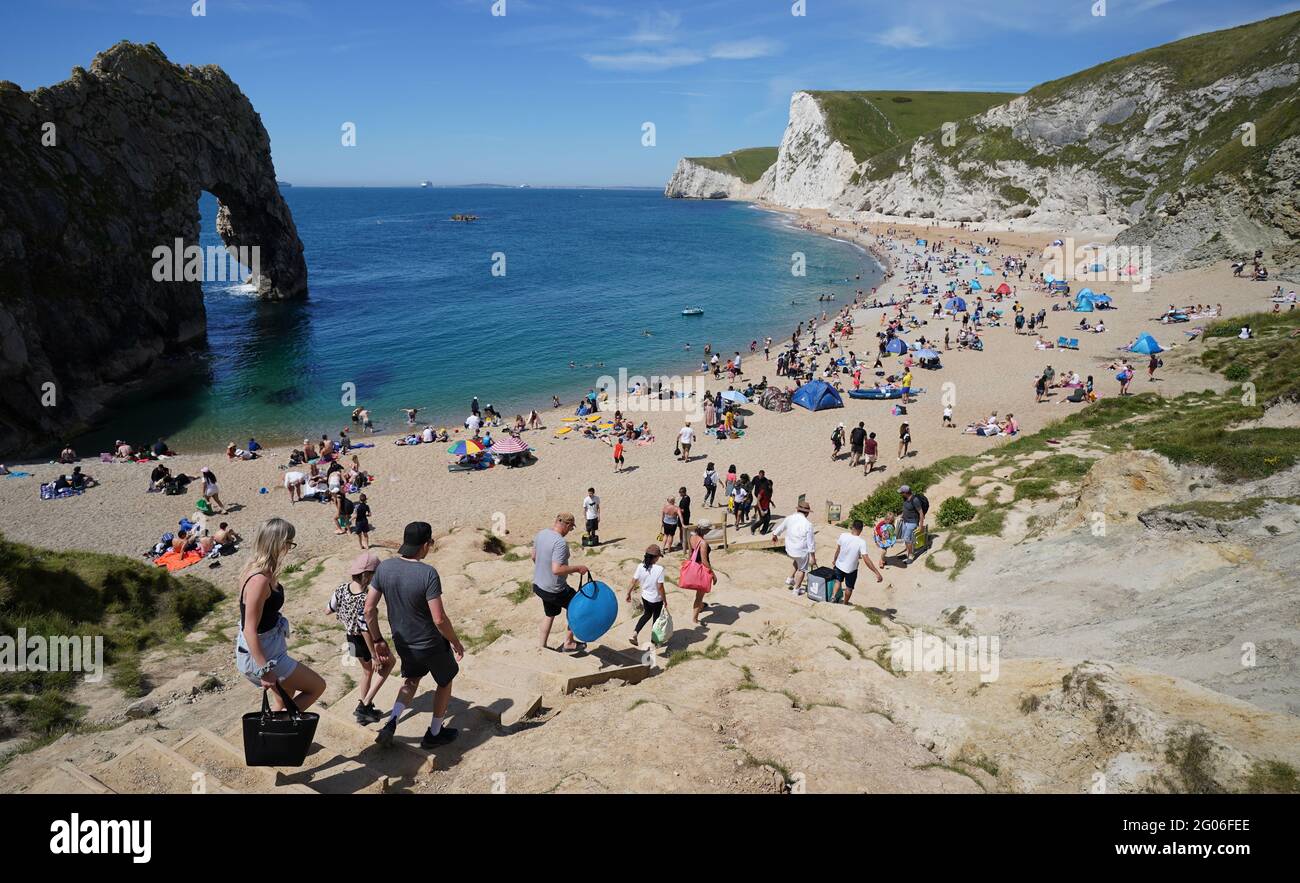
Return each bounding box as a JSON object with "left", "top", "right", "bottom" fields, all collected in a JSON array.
[{"left": 0, "top": 213, "right": 1274, "bottom": 595}]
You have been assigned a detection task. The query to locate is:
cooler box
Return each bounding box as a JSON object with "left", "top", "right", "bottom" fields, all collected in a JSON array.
[{"left": 806, "top": 566, "right": 842, "bottom": 603}]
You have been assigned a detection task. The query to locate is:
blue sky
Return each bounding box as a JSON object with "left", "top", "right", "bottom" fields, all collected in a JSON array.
[{"left": 3, "top": 0, "right": 1297, "bottom": 186}]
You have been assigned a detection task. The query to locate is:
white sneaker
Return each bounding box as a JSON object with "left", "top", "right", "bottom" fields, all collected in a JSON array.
[{"left": 784, "top": 577, "right": 794, "bottom": 586}]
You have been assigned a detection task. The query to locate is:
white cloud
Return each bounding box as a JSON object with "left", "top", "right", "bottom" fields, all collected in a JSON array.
[
  {"left": 872, "top": 25, "right": 932, "bottom": 49},
  {"left": 628, "top": 10, "right": 682, "bottom": 44},
  {"left": 582, "top": 49, "right": 705, "bottom": 71},
  {"left": 709, "top": 38, "right": 782, "bottom": 60}
]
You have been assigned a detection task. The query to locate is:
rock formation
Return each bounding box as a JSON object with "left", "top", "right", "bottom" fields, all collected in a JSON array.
[
  {"left": 0, "top": 41, "right": 307, "bottom": 455},
  {"left": 666, "top": 11, "right": 1300, "bottom": 279}
]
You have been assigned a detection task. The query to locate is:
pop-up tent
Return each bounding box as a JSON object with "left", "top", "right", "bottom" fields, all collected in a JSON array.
[
  {"left": 981, "top": 266, "right": 994, "bottom": 276},
  {"left": 792, "top": 380, "right": 844, "bottom": 411},
  {"left": 884, "top": 336, "right": 909, "bottom": 355},
  {"left": 1073, "top": 295, "right": 1095, "bottom": 312},
  {"left": 945, "top": 296, "right": 968, "bottom": 312},
  {"left": 969, "top": 279, "right": 983, "bottom": 291},
  {"left": 995, "top": 283, "right": 1011, "bottom": 295},
  {"left": 1077, "top": 287, "right": 1095, "bottom": 299},
  {"left": 1129, "top": 333, "right": 1163, "bottom": 355}
]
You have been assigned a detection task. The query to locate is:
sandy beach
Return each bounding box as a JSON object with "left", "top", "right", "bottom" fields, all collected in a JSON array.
[{"left": 0, "top": 216, "right": 1277, "bottom": 598}]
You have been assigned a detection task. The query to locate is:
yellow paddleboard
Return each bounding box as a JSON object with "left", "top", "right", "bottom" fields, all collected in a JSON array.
[{"left": 555, "top": 426, "right": 572, "bottom": 435}]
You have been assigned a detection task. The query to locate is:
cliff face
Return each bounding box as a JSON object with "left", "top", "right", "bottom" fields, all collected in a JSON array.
[
  {"left": 667, "top": 12, "right": 1300, "bottom": 278},
  {"left": 664, "top": 157, "right": 771, "bottom": 200},
  {"left": 0, "top": 42, "right": 307, "bottom": 455}
]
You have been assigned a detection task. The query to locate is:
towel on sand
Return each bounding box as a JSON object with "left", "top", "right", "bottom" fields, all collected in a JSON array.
[{"left": 154, "top": 548, "right": 204, "bottom": 571}]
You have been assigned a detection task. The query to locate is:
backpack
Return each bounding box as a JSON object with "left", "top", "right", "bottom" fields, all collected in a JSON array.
[{"left": 912, "top": 493, "right": 930, "bottom": 518}]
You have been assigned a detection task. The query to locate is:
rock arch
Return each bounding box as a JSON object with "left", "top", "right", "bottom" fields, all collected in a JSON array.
[{"left": 0, "top": 41, "right": 308, "bottom": 455}]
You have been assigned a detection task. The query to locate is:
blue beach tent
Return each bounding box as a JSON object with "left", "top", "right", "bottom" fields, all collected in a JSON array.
[
  {"left": 1130, "top": 333, "right": 1164, "bottom": 355},
  {"left": 1077, "top": 288, "right": 1095, "bottom": 299},
  {"left": 1073, "top": 295, "right": 1095, "bottom": 312},
  {"left": 969, "top": 279, "right": 982, "bottom": 291},
  {"left": 980, "top": 266, "right": 994, "bottom": 276},
  {"left": 945, "top": 296, "right": 967, "bottom": 312},
  {"left": 792, "top": 380, "right": 844, "bottom": 411},
  {"left": 884, "top": 336, "right": 909, "bottom": 355}
]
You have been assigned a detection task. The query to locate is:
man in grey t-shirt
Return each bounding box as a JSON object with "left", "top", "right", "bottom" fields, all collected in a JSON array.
[
  {"left": 366, "top": 522, "right": 465, "bottom": 751},
  {"left": 532, "top": 513, "right": 589, "bottom": 653}
]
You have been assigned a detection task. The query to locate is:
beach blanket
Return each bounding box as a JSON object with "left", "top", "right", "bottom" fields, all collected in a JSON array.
[
  {"left": 350, "top": 442, "right": 375, "bottom": 449},
  {"left": 4, "top": 471, "right": 32, "bottom": 478},
  {"left": 154, "top": 548, "right": 204, "bottom": 571}
]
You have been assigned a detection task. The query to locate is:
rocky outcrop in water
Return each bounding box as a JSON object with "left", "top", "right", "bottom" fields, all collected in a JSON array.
[{"left": 0, "top": 41, "right": 307, "bottom": 455}]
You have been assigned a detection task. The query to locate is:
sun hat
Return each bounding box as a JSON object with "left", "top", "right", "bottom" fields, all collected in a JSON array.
[
  {"left": 351, "top": 551, "right": 380, "bottom": 575},
  {"left": 645, "top": 543, "right": 663, "bottom": 557}
]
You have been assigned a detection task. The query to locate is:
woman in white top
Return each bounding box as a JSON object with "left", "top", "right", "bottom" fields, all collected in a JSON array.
[{"left": 626, "top": 544, "right": 667, "bottom": 645}]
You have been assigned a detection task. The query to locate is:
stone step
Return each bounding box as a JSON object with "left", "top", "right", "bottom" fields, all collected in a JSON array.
[
  {"left": 91, "top": 737, "right": 237, "bottom": 795},
  {"left": 27, "top": 761, "right": 115, "bottom": 794},
  {"left": 337, "top": 664, "right": 540, "bottom": 729},
  {"left": 485, "top": 634, "right": 651, "bottom": 694},
  {"left": 225, "top": 707, "right": 434, "bottom": 793},
  {"left": 172, "top": 728, "right": 316, "bottom": 794}
]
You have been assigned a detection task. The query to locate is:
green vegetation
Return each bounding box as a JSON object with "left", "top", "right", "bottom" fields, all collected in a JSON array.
[
  {"left": 0, "top": 533, "right": 222, "bottom": 753},
  {"left": 508, "top": 580, "right": 532, "bottom": 604},
  {"left": 1244, "top": 760, "right": 1300, "bottom": 794},
  {"left": 936, "top": 496, "right": 977, "bottom": 528},
  {"left": 481, "top": 532, "right": 507, "bottom": 555},
  {"left": 845, "top": 455, "right": 978, "bottom": 526},
  {"left": 807, "top": 91, "right": 1017, "bottom": 164},
  {"left": 687, "top": 147, "right": 779, "bottom": 183},
  {"left": 461, "top": 620, "right": 508, "bottom": 652},
  {"left": 666, "top": 633, "right": 731, "bottom": 668},
  {"left": 1157, "top": 497, "right": 1300, "bottom": 521},
  {"left": 1160, "top": 730, "right": 1223, "bottom": 794}
]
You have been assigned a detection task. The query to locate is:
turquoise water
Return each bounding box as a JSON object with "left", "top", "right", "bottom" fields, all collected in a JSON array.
[{"left": 80, "top": 188, "right": 879, "bottom": 450}]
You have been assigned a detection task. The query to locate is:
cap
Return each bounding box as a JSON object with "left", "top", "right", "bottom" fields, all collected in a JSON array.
[
  {"left": 398, "top": 522, "right": 433, "bottom": 557},
  {"left": 899, "top": 485, "right": 912, "bottom": 494},
  {"left": 351, "top": 551, "right": 380, "bottom": 575}
]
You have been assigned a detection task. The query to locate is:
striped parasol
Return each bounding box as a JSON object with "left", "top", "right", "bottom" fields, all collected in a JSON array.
[{"left": 490, "top": 436, "right": 529, "bottom": 455}]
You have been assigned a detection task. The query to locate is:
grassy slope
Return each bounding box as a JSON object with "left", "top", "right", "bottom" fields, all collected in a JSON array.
[
  {"left": 807, "top": 91, "right": 1019, "bottom": 164},
  {"left": 687, "top": 147, "right": 779, "bottom": 183},
  {"left": 0, "top": 534, "right": 222, "bottom": 758}
]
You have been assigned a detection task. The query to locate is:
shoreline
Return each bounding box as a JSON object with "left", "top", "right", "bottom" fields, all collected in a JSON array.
[{"left": 38, "top": 204, "right": 886, "bottom": 465}]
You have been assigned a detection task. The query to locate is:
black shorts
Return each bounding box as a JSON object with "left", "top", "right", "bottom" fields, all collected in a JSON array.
[
  {"left": 586, "top": 517, "right": 599, "bottom": 533},
  {"left": 662, "top": 521, "right": 678, "bottom": 536},
  {"left": 394, "top": 641, "right": 459, "bottom": 686},
  {"left": 346, "top": 633, "right": 372, "bottom": 663},
  {"left": 534, "top": 584, "right": 576, "bottom": 618},
  {"left": 833, "top": 566, "right": 859, "bottom": 590}
]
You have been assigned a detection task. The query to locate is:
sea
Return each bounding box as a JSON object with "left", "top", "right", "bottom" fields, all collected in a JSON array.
[{"left": 76, "top": 187, "right": 881, "bottom": 451}]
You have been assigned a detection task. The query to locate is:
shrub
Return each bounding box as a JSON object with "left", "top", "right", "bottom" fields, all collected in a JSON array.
[
  {"left": 937, "top": 496, "right": 977, "bottom": 527},
  {"left": 1223, "top": 363, "right": 1250, "bottom": 382}
]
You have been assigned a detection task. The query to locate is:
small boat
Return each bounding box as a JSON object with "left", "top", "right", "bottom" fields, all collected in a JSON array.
[
  {"left": 849, "top": 388, "right": 904, "bottom": 400},
  {"left": 681, "top": 308, "right": 704, "bottom": 317},
  {"left": 450, "top": 213, "right": 479, "bottom": 222}
]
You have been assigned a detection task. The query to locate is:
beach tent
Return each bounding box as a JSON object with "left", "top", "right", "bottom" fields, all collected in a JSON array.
[
  {"left": 1129, "top": 333, "right": 1163, "bottom": 355},
  {"left": 980, "top": 266, "right": 994, "bottom": 276},
  {"left": 1077, "top": 288, "right": 1095, "bottom": 299},
  {"left": 969, "top": 279, "right": 982, "bottom": 291},
  {"left": 791, "top": 380, "right": 843, "bottom": 412},
  {"left": 884, "top": 337, "right": 909, "bottom": 355},
  {"left": 995, "top": 283, "right": 1011, "bottom": 295},
  {"left": 1073, "top": 295, "right": 1095, "bottom": 312},
  {"left": 945, "top": 296, "right": 967, "bottom": 312}
]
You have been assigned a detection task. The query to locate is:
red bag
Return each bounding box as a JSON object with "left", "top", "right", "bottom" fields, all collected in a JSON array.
[{"left": 679, "top": 541, "right": 713, "bottom": 593}]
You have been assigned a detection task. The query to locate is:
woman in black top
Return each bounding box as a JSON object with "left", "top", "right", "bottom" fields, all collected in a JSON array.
[{"left": 235, "top": 518, "right": 325, "bottom": 711}]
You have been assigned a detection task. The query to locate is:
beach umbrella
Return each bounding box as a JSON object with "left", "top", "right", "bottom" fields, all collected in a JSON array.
[
  {"left": 720, "top": 390, "right": 749, "bottom": 405},
  {"left": 945, "top": 296, "right": 967, "bottom": 311},
  {"left": 490, "top": 436, "right": 529, "bottom": 455},
  {"left": 1091, "top": 293, "right": 1112, "bottom": 304},
  {"left": 1129, "top": 333, "right": 1163, "bottom": 355},
  {"left": 885, "top": 337, "right": 908, "bottom": 355},
  {"left": 916, "top": 348, "right": 941, "bottom": 359},
  {"left": 447, "top": 439, "right": 485, "bottom": 456}
]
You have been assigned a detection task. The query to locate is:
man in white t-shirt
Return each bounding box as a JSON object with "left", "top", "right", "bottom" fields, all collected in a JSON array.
[
  {"left": 833, "top": 519, "right": 883, "bottom": 603},
  {"left": 465, "top": 413, "right": 482, "bottom": 436},
  {"left": 677, "top": 422, "right": 695, "bottom": 462},
  {"left": 773, "top": 499, "right": 816, "bottom": 595},
  {"left": 421, "top": 425, "right": 435, "bottom": 444},
  {"left": 582, "top": 487, "right": 600, "bottom": 542}
]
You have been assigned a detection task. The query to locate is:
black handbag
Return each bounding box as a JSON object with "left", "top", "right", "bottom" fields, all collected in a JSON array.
[{"left": 242, "top": 682, "right": 319, "bottom": 767}]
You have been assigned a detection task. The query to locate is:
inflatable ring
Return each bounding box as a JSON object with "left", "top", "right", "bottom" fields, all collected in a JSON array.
[{"left": 874, "top": 519, "right": 896, "bottom": 549}]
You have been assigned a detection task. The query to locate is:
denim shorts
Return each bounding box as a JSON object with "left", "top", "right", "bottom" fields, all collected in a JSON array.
[
  {"left": 235, "top": 615, "right": 299, "bottom": 686},
  {"left": 900, "top": 522, "right": 919, "bottom": 544}
]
